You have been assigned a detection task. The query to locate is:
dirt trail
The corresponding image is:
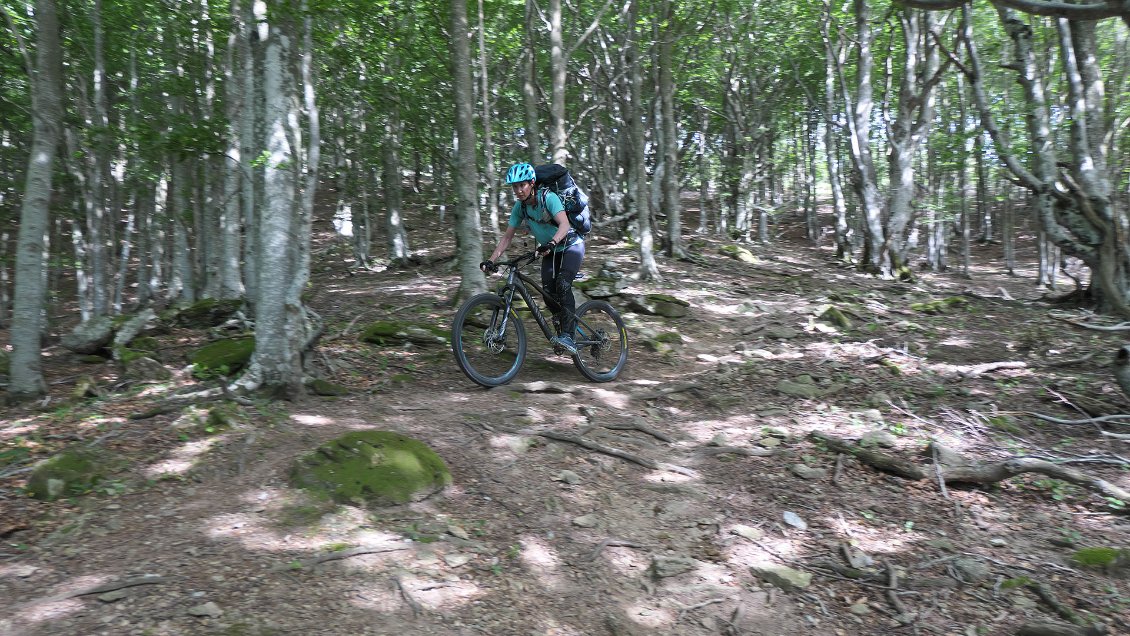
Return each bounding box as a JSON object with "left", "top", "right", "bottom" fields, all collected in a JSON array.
[{"left": 2, "top": 221, "right": 1129, "bottom": 636}]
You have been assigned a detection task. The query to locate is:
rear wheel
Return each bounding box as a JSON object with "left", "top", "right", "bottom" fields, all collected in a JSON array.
[
  {"left": 571, "top": 300, "right": 628, "bottom": 382},
  {"left": 452, "top": 293, "right": 527, "bottom": 387}
]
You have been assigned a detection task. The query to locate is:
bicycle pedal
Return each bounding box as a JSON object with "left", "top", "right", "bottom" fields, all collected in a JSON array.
[{"left": 553, "top": 345, "right": 566, "bottom": 355}]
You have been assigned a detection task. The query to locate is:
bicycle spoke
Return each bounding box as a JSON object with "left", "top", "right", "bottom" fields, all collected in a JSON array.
[
  {"left": 452, "top": 294, "right": 527, "bottom": 387},
  {"left": 572, "top": 300, "right": 628, "bottom": 382}
]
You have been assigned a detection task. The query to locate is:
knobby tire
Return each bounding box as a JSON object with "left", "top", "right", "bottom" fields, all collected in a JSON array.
[{"left": 451, "top": 293, "right": 527, "bottom": 387}]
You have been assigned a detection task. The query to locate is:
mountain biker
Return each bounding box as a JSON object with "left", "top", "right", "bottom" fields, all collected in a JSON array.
[{"left": 481, "top": 162, "right": 585, "bottom": 355}]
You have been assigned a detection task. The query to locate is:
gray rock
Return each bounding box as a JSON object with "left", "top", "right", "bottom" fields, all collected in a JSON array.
[
  {"left": 765, "top": 326, "right": 799, "bottom": 339},
  {"left": 776, "top": 380, "right": 822, "bottom": 399},
  {"left": 953, "top": 558, "right": 991, "bottom": 583},
  {"left": 121, "top": 356, "right": 172, "bottom": 382},
  {"left": 553, "top": 470, "right": 582, "bottom": 485},
  {"left": 112, "top": 309, "right": 158, "bottom": 348},
  {"left": 61, "top": 316, "right": 115, "bottom": 354},
  {"left": 750, "top": 564, "right": 812, "bottom": 590},
  {"left": 782, "top": 511, "right": 808, "bottom": 530},
  {"left": 790, "top": 464, "right": 827, "bottom": 480},
  {"left": 572, "top": 514, "right": 599, "bottom": 528},
  {"left": 650, "top": 556, "right": 697, "bottom": 578},
  {"left": 730, "top": 524, "right": 764, "bottom": 542},
  {"left": 860, "top": 430, "right": 897, "bottom": 448},
  {"left": 187, "top": 602, "right": 223, "bottom": 618}
]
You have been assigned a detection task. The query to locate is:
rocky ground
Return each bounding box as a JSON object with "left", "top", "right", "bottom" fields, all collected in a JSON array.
[{"left": 1, "top": 208, "right": 1129, "bottom": 636}]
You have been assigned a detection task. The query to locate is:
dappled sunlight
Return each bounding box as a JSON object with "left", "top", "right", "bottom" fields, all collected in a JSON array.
[
  {"left": 142, "top": 436, "right": 223, "bottom": 478},
  {"left": 589, "top": 386, "right": 632, "bottom": 410},
  {"left": 0, "top": 418, "right": 38, "bottom": 440},
  {"left": 621, "top": 600, "right": 677, "bottom": 629},
  {"left": 642, "top": 469, "right": 696, "bottom": 484},
  {"left": 823, "top": 514, "right": 919, "bottom": 555},
  {"left": 292, "top": 413, "right": 337, "bottom": 427},
  {"left": 9, "top": 574, "right": 106, "bottom": 628},
  {"left": 597, "top": 544, "right": 649, "bottom": 577},
  {"left": 10, "top": 596, "right": 84, "bottom": 628},
  {"left": 518, "top": 534, "right": 567, "bottom": 590}
]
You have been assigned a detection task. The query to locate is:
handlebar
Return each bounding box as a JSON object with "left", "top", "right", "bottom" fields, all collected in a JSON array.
[{"left": 494, "top": 250, "right": 540, "bottom": 271}]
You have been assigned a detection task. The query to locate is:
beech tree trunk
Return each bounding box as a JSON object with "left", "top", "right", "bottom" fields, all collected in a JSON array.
[
  {"left": 451, "top": 0, "right": 487, "bottom": 301},
  {"left": 9, "top": 0, "right": 64, "bottom": 400}
]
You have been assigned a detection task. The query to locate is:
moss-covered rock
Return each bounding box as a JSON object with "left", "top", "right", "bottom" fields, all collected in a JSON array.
[
  {"left": 910, "top": 297, "right": 968, "bottom": 314},
  {"left": 720, "top": 244, "right": 759, "bottom": 264},
  {"left": 189, "top": 337, "right": 255, "bottom": 379},
  {"left": 819, "top": 306, "right": 853, "bottom": 330},
  {"left": 121, "top": 355, "right": 173, "bottom": 382},
  {"left": 290, "top": 431, "right": 451, "bottom": 508},
  {"left": 26, "top": 449, "right": 112, "bottom": 501},
  {"left": 174, "top": 298, "right": 245, "bottom": 328},
  {"left": 1071, "top": 547, "right": 1130, "bottom": 576},
  {"left": 60, "top": 316, "right": 115, "bottom": 354},
  {"left": 574, "top": 276, "right": 628, "bottom": 298},
  {"left": 360, "top": 320, "right": 448, "bottom": 346},
  {"left": 626, "top": 294, "right": 690, "bottom": 318}
]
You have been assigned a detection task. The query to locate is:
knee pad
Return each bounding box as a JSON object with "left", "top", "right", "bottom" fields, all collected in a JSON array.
[{"left": 554, "top": 273, "right": 573, "bottom": 298}]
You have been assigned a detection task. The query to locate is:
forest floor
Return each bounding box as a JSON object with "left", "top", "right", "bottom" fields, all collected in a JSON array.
[{"left": 1, "top": 200, "right": 1129, "bottom": 636}]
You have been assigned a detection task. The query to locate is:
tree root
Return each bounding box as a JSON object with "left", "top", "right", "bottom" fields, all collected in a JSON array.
[
  {"left": 274, "top": 545, "right": 409, "bottom": 571},
  {"left": 535, "top": 430, "right": 659, "bottom": 469},
  {"left": 809, "top": 432, "right": 1130, "bottom": 505},
  {"left": 49, "top": 574, "right": 167, "bottom": 601},
  {"left": 809, "top": 432, "right": 926, "bottom": 479},
  {"left": 1015, "top": 623, "right": 1107, "bottom": 636}
]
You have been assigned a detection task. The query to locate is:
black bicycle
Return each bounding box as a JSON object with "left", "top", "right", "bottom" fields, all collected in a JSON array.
[{"left": 451, "top": 249, "right": 628, "bottom": 387}]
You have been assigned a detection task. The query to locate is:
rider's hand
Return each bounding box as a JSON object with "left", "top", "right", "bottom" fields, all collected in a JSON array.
[
  {"left": 536, "top": 240, "right": 557, "bottom": 257},
  {"left": 480, "top": 260, "right": 497, "bottom": 274}
]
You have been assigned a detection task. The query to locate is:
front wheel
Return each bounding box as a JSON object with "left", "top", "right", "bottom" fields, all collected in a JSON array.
[
  {"left": 571, "top": 300, "right": 628, "bottom": 382},
  {"left": 452, "top": 293, "right": 527, "bottom": 387}
]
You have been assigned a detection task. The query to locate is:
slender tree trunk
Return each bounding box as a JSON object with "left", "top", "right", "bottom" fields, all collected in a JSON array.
[
  {"left": 822, "top": 5, "right": 853, "bottom": 261},
  {"left": 843, "top": 0, "right": 886, "bottom": 273},
  {"left": 477, "top": 0, "right": 500, "bottom": 234},
  {"left": 657, "top": 0, "right": 683, "bottom": 259},
  {"left": 220, "top": 0, "right": 247, "bottom": 299},
  {"left": 522, "top": 0, "right": 541, "bottom": 163},
  {"left": 451, "top": 0, "right": 487, "bottom": 301},
  {"left": 548, "top": 0, "right": 567, "bottom": 164},
  {"left": 10, "top": 0, "right": 64, "bottom": 400},
  {"left": 383, "top": 105, "right": 410, "bottom": 263},
  {"left": 627, "top": 0, "right": 660, "bottom": 280}
]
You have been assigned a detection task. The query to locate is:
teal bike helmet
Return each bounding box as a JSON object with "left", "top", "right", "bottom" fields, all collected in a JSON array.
[{"left": 505, "top": 162, "right": 536, "bottom": 184}]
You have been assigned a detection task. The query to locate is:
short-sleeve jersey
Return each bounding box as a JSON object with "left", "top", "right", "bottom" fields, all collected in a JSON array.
[{"left": 509, "top": 190, "right": 567, "bottom": 251}]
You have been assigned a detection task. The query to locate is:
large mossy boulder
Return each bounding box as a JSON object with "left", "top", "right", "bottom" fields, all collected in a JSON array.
[
  {"left": 625, "top": 294, "right": 690, "bottom": 318},
  {"left": 60, "top": 316, "right": 116, "bottom": 354},
  {"left": 290, "top": 431, "right": 452, "bottom": 508},
  {"left": 188, "top": 337, "right": 255, "bottom": 378},
  {"left": 171, "top": 298, "right": 245, "bottom": 328},
  {"left": 26, "top": 449, "right": 112, "bottom": 501},
  {"left": 574, "top": 276, "right": 628, "bottom": 299},
  {"left": 360, "top": 320, "right": 447, "bottom": 346}
]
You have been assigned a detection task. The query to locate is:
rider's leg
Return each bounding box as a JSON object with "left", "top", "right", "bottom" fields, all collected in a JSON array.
[{"left": 542, "top": 241, "right": 587, "bottom": 338}]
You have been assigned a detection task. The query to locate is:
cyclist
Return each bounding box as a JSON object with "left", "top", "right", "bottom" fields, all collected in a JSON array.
[{"left": 481, "top": 162, "right": 585, "bottom": 355}]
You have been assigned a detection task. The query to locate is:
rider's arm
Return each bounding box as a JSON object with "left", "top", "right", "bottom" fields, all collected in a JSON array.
[
  {"left": 488, "top": 226, "right": 518, "bottom": 262},
  {"left": 549, "top": 211, "right": 571, "bottom": 247}
]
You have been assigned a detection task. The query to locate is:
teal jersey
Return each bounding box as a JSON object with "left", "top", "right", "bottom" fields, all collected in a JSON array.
[{"left": 509, "top": 190, "right": 568, "bottom": 251}]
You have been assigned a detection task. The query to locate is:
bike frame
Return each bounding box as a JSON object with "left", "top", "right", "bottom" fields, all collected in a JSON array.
[{"left": 497, "top": 263, "right": 559, "bottom": 342}]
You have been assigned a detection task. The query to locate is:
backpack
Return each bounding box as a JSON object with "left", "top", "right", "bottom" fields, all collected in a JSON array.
[{"left": 531, "top": 163, "right": 591, "bottom": 236}]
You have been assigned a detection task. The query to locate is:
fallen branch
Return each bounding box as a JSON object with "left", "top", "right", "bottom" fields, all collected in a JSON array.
[
  {"left": 535, "top": 430, "right": 659, "bottom": 469},
  {"left": 393, "top": 574, "right": 424, "bottom": 617},
  {"left": 1015, "top": 622, "right": 1107, "bottom": 636},
  {"left": 275, "top": 545, "right": 409, "bottom": 571},
  {"left": 603, "top": 420, "right": 674, "bottom": 443},
  {"left": 931, "top": 443, "right": 1130, "bottom": 503},
  {"left": 50, "top": 575, "right": 167, "bottom": 601},
  {"left": 1028, "top": 413, "right": 1130, "bottom": 427},
  {"left": 696, "top": 445, "right": 775, "bottom": 458},
  {"left": 588, "top": 538, "right": 650, "bottom": 562},
  {"left": 809, "top": 432, "right": 927, "bottom": 480}
]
